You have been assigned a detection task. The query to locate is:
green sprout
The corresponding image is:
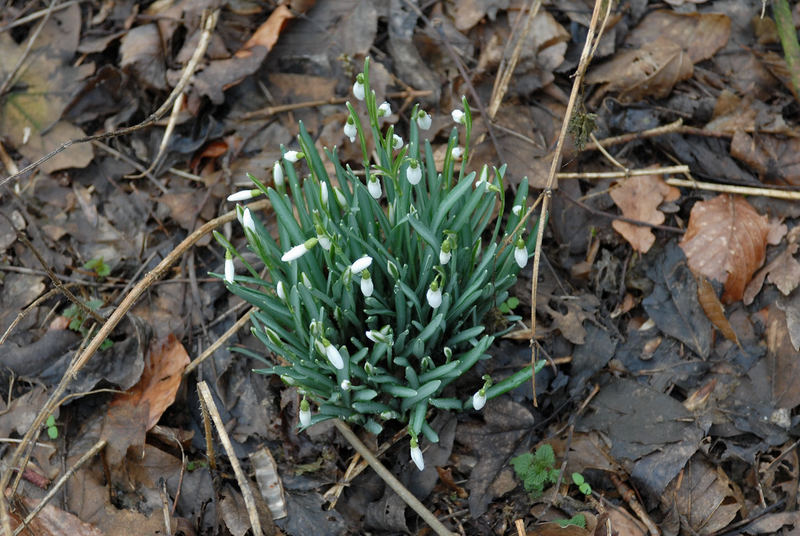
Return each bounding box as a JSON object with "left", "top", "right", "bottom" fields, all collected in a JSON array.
[
  {"left": 218, "top": 58, "right": 541, "bottom": 470},
  {"left": 498, "top": 296, "right": 520, "bottom": 314},
  {"left": 572, "top": 472, "right": 592, "bottom": 496},
  {"left": 511, "top": 443, "right": 560, "bottom": 498},
  {"left": 63, "top": 299, "right": 113, "bottom": 350},
  {"left": 45, "top": 415, "right": 58, "bottom": 440},
  {"left": 83, "top": 257, "right": 110, "bottom": 278}
]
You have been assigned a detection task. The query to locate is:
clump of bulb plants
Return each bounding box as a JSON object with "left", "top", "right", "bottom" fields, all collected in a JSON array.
[{"left": 216, "top": 59, "right": 540, "bottom": 470}]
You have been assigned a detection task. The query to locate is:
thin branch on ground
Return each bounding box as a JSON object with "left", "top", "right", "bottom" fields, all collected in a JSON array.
[
  {"left": 0, "top": 8, "right": 220, "bottom": 189},
  {"left": 332, "top": 419, "right": 455, "bottom": 536},
  {"left": 558, "top": 165, "right": 691, "bottom": 180},
  {"left": 0, "top": 199, "right": 270, "bottom": 535},
  {"left": 666, "top": 178, "right": 800, "bottom": 200},
  {"left": 183, "top": 308, "right": 254, "bottom": 376}
]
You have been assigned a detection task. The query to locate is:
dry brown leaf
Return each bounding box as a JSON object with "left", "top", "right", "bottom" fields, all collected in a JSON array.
[
  {"left": 730, "top": 131, "right": 800, "bottom": 185},
  {"left": 767, "top": 306, "right": 800, "bottom": 409},
  {"left": 696, "top": 275, "right": 740, "bottom": 345},
  {"left": 586, "top": 37, "right": 693, "bottom": 102},
  {"left": 679, "top": 195, "right": 769, "bottom": 303},
  {"left": 627, "top": 11, "right": 730, "bottom": 63},
  {"left": 610, "top": 171, "right": 680, "bottom": 253},
  {"left": 743, "top": 228, "right": 799, "bottom": 304},
  {"left": 7, "top": 491, "right": 104, "bottom": 536},
  {"left": 120, "top": 24, "right": 167, "bottom": 90},
  {"left": 237, "top": 5, "right": 294, "bottom": 59}
]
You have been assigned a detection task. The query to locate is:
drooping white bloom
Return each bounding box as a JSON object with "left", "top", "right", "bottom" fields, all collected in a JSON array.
[
  {"left": 344, "top": 118, "right": 357, "bottom": 142},
  {"left": 392, "top": 134, "right": 403, "bottom": 150},
  {"left": 451, "top": 109, "right": 465, "bottom": 124},
  {"left": 281, "top": 237, "right": 318, "bottom": 262},
  {"left": 299, "top": 398, "right": 311, "bottom": 427},
  {"left": 410, "top": 438, "right": 424, "bottom": 471},
  {"left": 416, "top": 110, "right": 432, "bottom": 130},
  {"left": 276, "top": 281, "right": 287, "bottom": 301},
  {"left": 426, "top": 283, "right": 442, "bottom": 309},
  {"left": 323, "top": 339, "right": 344, "bottom": 369},
  {"left": 302, "top": 272, "right": 312, "bottom": 288},
  {"left": 353, "top": 74, "right": 365, "bottom": 100},
  {"left": 318, "top": 234, "right": 331, "bottom": 251},
  {"left": 476, "top": 165, "right": 488, "bottom": 186},
  {"left": 227, "top": 189, "right": 260, "bottom": 202},
  {"left": 334, "top": 187, "right": 347, "bottom": 206},
  {"left": 365, "top": 330, "right": 379, "bottom": 343},
  {"left": 514, "top": 239, "right": 528, "bottom": 268},
  {"left": 273, "top": 161, "right": 284, "bottom": 187},
  {"left": 406, "top": 160, "right": 422, "bottom": 185},
  {"left": 439, "top": 241, "right": 451, "bottom": 265},
  {"left": 367, "top": 178, "right": 382, "bottom": 199},
  {"left": 472, "top": 389, "right": 487, "bottom": 410},
  {"left": 377, "top": 101, "right": 392, "bottom": 117},
  {"left": 242, "top": 208, "right": 256, "bottom": 233},
  {"left": 360, "top": 271, "right": 374, "bottom": 297},
  {"left": 351, "top": 256, "right": 373, "bottom": 274},
  {"left": 283, "top": 150, "right": 303, "bottom": 163},
  {"left": 341, "top": 379, "right": 351, "bottom": 391},
  {"left": 224, "top": 251, "right": 234, "bottom": 284},
  {"left": 512, "top": 204, "right": 522, "bottom": 216},
  {"left": 451, "top": 146, "right": 463, "bottom": 159},
  {"left": 320, "top": 182, "right": 329, "bottom": 204}
]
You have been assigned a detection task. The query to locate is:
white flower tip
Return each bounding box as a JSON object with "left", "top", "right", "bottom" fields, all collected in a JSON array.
[
  {"left": 281, "top": 243, "right": 309, "bottom": 262},
  {"left": 378, "top": 101, "right": 391, "bottom": 117},
  {"left": 276, "top": 281, "right": 287, "bottom": 300},
  {"left": 439, "top": 250, "right": 451, "bottom": 265},
  {"left": 360, "top": 275, "right": 374, "bottom": 297},
  {"left": 472, "top": 391, "right": 486, "bottom": 411},
  {"left": 273, "top": 161, "right": 284, "bottom": 186},
  {"left": 426, "top": 288, "right": 442, "bottom": 309},
  {"left": 392, "top": 134, "right": 403, "bottom": 150},
  {"left": 512, "top": 204, "right": 522, "bottom": 216},
  {"left": 451, "top": 146, "right": 463, "bottom": 159},
  {"left": 243, "top": 208, "right": 255, "bottom": 232},
  {"left": 341, "top": 380, "right": 351, "bottom": 391},
  {"left": 299, "top": 408, "right": 311, "bottom": 427},
  {"left": 416, "top": 111, "right": 432, "bottom": 130},
  {"left": 406, "top": 163, "right": 422, "bottom": 185},
  {"left": 351, "top": 255, "right": 373, "bottom": 274},
  {"left": 326, "top": 344, "right": 345, "bottom": 369},
  {"left": 227, "top": 189, "right": 257, "bottom": 202},
  {"left": 410, "top": 445, "right": 425, "bottom": 471},
  {"left": 367, "top": 179, "right": 382, "bottom": 199},
  {"left": 318, "top": 235, "right": 332, "bottom": 251},
  {"left": 353, "top": 80, "right": 365, "bottom": 100},
  {"left": 321, "top": 182, "right": 329, "bottom": 204},
  {"left": 283, "top": 150, "right": 302, "bottom": 163},
  {"left": 451, "top": 109, "right": 465, "bottom": 124},
  {"left": 515, "top": 246, "right": 528, "bottom": 269},
  {"left": 224, "top": 256, "right": 235, "bottom": 284}
]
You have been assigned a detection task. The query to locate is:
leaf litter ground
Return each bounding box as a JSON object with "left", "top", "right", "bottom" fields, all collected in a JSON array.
[{"left": 1, "top": 0, "right": 800, "bottom": 534}]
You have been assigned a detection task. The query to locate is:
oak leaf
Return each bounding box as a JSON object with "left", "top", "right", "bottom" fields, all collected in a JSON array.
[
  {"left": 610, "top": 171, "right": 680, "bottom": 253},
  {"left": 679, "top": 195, "right": 769, "bottom": 303}
]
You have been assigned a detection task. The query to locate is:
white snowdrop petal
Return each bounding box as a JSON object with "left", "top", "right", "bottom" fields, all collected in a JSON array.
[
  {"left": 353, "top": 81, "right": 365, "bottom": 100},
  {"left": 472, "top": 391, "right": 487, "bottom": 411},
  {"left": 392, "top": 134, "right": 403, "bottom": 150},
  {"left": 515, "top": 246, "right": 528, "bottom": 268},
  {"left": 326, "top": 344, "right": 344, "bottom": 369},
  {"left": 284, "top": 151, "right": 301, "bottom": 162},
  {"left": 299, "top": 408, "right": 311, "bottom": 427},
  {"left": 276, "top": 281, "right": 287, "bottom": 301},
  {"left": 417, "top": 111, "right": 432, "bottom": 130},
  {"left": 451, "top": 109, "right": 465, "bottom": 124},
  {"left": 227, "top": 189, "right": 256, "bottom": 202},
  {"left": 426, "top": 288, "right": 442, "bottom": 309},
  {"left": 368, "top": 179, "right": 382, "bottom": 199},
  {"left": 439, "top": 250, "right": 451, "bottom": 265},
  {"left": 281, "top": 244, "right": 309, "bottom": 262},
  {"left": 361, "top": 276, "right": 374, "bottom": 297},
  {"left": 512, "top": 204, "right": 522, "bottom": 216},
  {"left": 273, "top": 161, "right": 284, "bottom": 187},
  {"left": 243, "top": 208, "right": 256, "bottom": 233},
  {"left": 351, "top": 256, "right": 373, "bottom": 274},
  {"left": 406, "top": 164, "right": 422, "bottom": 185},
  {"left": 318, "top": 235, "right": 331, "bottom": 251},
  {"left": 224, "top": 256, "right": 235, "bottom": 284},
  {"left": 410, "top": 445, "right": 425, "bottom": 471}
]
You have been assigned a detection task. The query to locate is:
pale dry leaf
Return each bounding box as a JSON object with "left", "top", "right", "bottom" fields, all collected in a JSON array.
[
  {"left": 627, "top": 11, "right": 730, "bottom": 63},
  {"left": 696, "top": 275, "right": 740, "bottom": 345},
  {"left": 586, "top": 37, "right": 693, "bottom": 102},
  {"left": 610, "top": 171, "right": 680, "bottom": 253},
  {"left": 679, "top": 195, "right": 769, "bottom": 303},
  {"left": 768, "top": 243, "right": 800, "bottom": 295},
  {"left": 730, "top": 131, "right": 800, "bottom": 185}
]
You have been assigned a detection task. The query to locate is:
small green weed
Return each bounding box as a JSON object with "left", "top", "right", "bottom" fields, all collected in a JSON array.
[
  {"left": 555, "top": 514, "right": 586, "bottom": 528},
  {"left": 497, "top": 296, "right": 519, "bottom": 314},
  {"left": 63, "top": 300, "right": 113, "bottom": 350},
  {"left": 83, "top": 257, "right": 110, "bottom": 278},
  {"left": 510, "top": 443, "right": 560, "bottom": 498},
  {"left": 45, "top": 415, "right": 58, "bottom": 440},
  {"left": 572, "top": 472, "right": 592, "bottom": 496}
]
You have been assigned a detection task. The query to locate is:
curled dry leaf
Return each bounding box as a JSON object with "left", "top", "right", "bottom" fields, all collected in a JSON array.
[
  {"left": 696, "top": 275, "right": 740, "bottom": 346},
  {"left": 610, "top": 170, "right": 680, "bottom": 253},
  {"left": 679, "top": 195, "right": 769, "bottom": 303}
]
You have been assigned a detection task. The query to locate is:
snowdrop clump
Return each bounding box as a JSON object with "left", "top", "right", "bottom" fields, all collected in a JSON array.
[{"left": 216, "top": 59, "right": 540, "bottom": 470}]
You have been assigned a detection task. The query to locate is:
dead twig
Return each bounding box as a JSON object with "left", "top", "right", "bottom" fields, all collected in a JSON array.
[
  {"left": 579, "top": 119, "right": 731, "bottom": 153},
  {"left": 183, "top": 308, "right": 254, "bottom": 376},
  {"left": 332, "top": 420, "right": 455, "bottom": 536},
  {"left": 666, "top": 178, "right": 800, "bottom": 200},
  {"left": 0, "top": 1, "right": 82, "bottom": 33},
  {"left": 558, "top": 165, "right": 691, "bottom": 180},
  {"left": 0, "top": 287, "right": 64, "bottom": 345},
  {"left": 527, "top": 0, "right": 613, "bottom": 406},
  {"left": 197, "top": 381, "right": 262, "bottom": 536},
  {"left": 0, "top": 199, "right": 270, "bottom": 535},
  {"left": 0, "top": 8, "right": 220, "bottom": 189}
]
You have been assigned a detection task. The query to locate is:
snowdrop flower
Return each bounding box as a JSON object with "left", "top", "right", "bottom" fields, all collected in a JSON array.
[
  {"left": 514, "top": 238, "right": 528, "bottom": 268},
  {"left": 377, "top": 101, "right": 392, "bottom": 117},
  {"left": 224, "top": 251, "right": 234, "bottom": 284},
  {"left": 392, "top": 134, "right": 403, "bottom": 150},
  {"left": 334, "top": 187, "right": 347, "bottom": 206},
  {"left": 451, "top": 108, "right": 465, "bottom": 125},
  {"left": 416, "top": 109, "right": 432, "bottom": 130},
  {"left": 302, "top": 272, "right": 312, "bottom": 288},
  {"left": 406, "top": 160, "right": 422, "bottom": 185},
  {"left": 353, "top": 74, "right": 365, "bottom": 100},
  {"left": 351, "top": 255, "right": 373, "bottom": 274},
  {"left": 283, "top": 150, "right": 303, "bottom": 163},
  {"left": 426, "top": 280, "right": 442, "bottom": 309},
  {"left": 317, "top": 235, "right": 331, "bottom": 251},
  {"left": 360, "top": 270, "right": 374, "bottom": 297},
  {"left": 344, "top": 117, "right": 357, "bottom": 143},
  {"left": 227, "top": 188, "right": 260, "bottom": 202},
  {"left": 475, "top": 165, "right": 488, "bottom": 186},
  {"left": 367, "top": 177, "right": 381, "bottom": 199},
  {"left": 439, "top": 239, "right": 452, "bottom": 265},
  {"left": 299, "top": 397, "right": 311, "bottom": 427},
  {"left": 242, "top": 207, "right": 256, "bottom": 233},
  {"left": 410, "top": 437, "right": 424, "bottom": 471},
  {"left": 365, "top": 330, "right": 380, "bottom": 343},
  {"left": 341, "top": 379, "right": 351, "bottom": 391},
  {"left": 276, "top": 280, "right": 287, "bottom": 301},
  {"left": 281, "top": 237, "right": 318, "bottom": 262},
  {"left": 321, "top": 338, "right": 344, "bottom": 369},
  {"left": 472, "top": 389, "right": 487, "bottom": 410},
  {"left": 320, "top": 182, "right": 329, "bottom": 204},
  {"left": 451, "top": 146, "right": 463, "bottom": 159},
  {"left": 273, "top": 161, "right": 284, "bottom": 187},
  {"left": 512, "top": 204, "right": 522, "bottom": 216}
]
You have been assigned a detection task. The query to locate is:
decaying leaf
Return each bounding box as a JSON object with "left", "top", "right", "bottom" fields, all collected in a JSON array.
[
  {"left": 696, "top": 275, "right": 740, "bottom": 345},
  {"left": 680, "top": 195, "right": 769, "bottom": 303},
  {"left": 626, "top": 11, "right": 730, "bottom": 63},
  {"left": 610, "top": 170, "right": 680, "bottom": 253},
  {"left": 767, "top": 306, "right": 800, "bottom": 409},
  {"left": 250, "top": 447, "right": 288, "bottom": 520},
  {"left": 730, "top": 131, "right": 800, "bottom": 185}
]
